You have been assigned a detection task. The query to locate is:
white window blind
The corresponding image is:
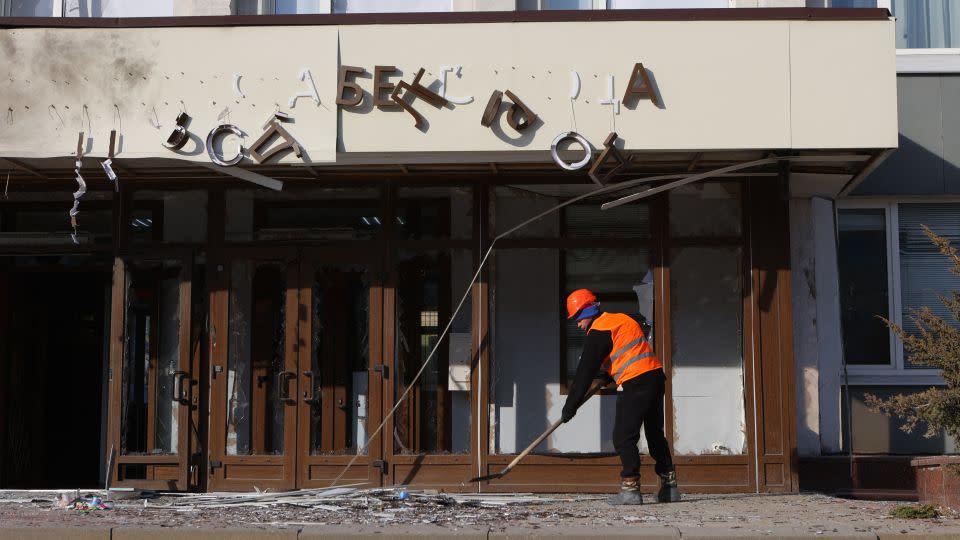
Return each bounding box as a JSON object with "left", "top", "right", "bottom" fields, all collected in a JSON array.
[{"left": 898, "top": 203, "right": 960, "bottom": 368}]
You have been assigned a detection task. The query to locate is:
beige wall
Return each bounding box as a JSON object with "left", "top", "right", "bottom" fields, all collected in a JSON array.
[
  {"left": 0, "top": 26, "right": 339, "bottom": 162},
  {"left": 0, "top": 17, "right": 896, "bottom": 165}
]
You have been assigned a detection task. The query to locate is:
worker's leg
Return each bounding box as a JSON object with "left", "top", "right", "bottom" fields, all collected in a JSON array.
[
  {"left": 642, "top": 369, "right": 674, "bottom": 475},
  {"left": 641, "top": 369, "right": 681, "bottom": 502},
  {"left": 613, "top": 373, "right": 656, "bottom": 478},
  {"left": 609, "top": 370, "right": 660, "bottom": 505}
]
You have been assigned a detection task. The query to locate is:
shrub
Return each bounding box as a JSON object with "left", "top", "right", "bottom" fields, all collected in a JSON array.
[
  {"left": 890, "top": 504, "right": 939, "bottom": 519},
  {"left": 865, "top": 225, "right": 960, "bottom": 441}
]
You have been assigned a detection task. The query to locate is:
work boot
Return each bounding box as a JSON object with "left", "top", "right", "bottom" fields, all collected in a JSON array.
[
  {"left": 656, "top": 470, "right": 681, "bottom": 503},
  {"left": 607, "top": 476, "right": 643, "bottom": 506}
]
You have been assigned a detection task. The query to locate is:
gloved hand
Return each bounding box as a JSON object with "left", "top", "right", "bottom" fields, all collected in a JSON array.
[{"left": 561, "top": 405, "right": 576, "bottom": 423}]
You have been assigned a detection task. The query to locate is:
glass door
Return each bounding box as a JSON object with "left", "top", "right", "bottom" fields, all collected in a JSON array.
[
  {"left": 207, "top": 249, "right": 299, "bottom": 491},
  {"left": 107, "top": 256, "right": 193, "bottom": 490},
  {"left": 296, "top": 252, "right": 384, "bottom": 488}
]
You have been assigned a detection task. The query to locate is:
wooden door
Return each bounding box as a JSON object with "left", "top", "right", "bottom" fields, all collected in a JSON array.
[
  {"left": 296, "top": 253, "right": 385, "bottom": 488},
  {"left": 107, "top": 256, "right": 193, "bottom": 490},
  {"left": 207, "top": 249, "right": 299, "bottom": 491}
]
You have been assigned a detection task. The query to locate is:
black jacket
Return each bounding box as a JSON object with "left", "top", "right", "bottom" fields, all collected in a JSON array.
[{"left": 562, "top": 325, "right": 614, "bottom": 422}]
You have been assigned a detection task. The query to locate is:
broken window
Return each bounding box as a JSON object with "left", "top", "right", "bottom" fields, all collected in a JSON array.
[
  {"left": 396, "top": 187, "right": 473, "bottom": 240},
  {"left": 563, "top": 247, "right": 652, "bottom": 385},
  {"left": 226, "top": 261, "right": 286, "bottom": 456},
  {"left": 491, "top": 186, "right": 562, "bottom": 238},
  {"left": 121, "top": 261, "right": 182, "bottom": 456},
  {"left": 564, "top": 203, "right": 651, "bottom": 240},
  {"left": 0, "top": 201, "right": 112, "bottom": 246},
  {"left": 492, "top": 187, "right": 651, "bottom": 455},
  {"left": 226, "top": 188, "right": 384, "bottom": 242},
  {"left": 131, "top": 190, "right": 207, "bottom": 244},
  {"left": 394, "top": 250, "right": 472, "bottom": 455},
  {"left": 669, "top": 182, "right": 741, "bottom": 238},
  {"left": 669, "top": 246, "right": 746, "bottom": 456},
  {"left": 309, "top": 263, "right": 371, "bottom": 456}
]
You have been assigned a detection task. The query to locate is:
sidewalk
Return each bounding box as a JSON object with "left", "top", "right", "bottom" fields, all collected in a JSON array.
[{"left": 1, "top": 491, "right": 958, "bottom": 539}]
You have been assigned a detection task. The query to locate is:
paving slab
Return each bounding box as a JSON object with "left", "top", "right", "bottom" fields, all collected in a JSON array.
[
  {"left": 877, "top": 530, "right": 960, "bottom": 540},
  {"left": 490, "top": 525, "right": 680, "bottom": 539},
  {"left": 0, "top": 527, "right": 110, "bottom": 540},
  {"left": 300, "top": 524, "right": 489, "bottom": 539},
  {"left": 679, "top": 527, "right": 877, "bottom": 539},
  {"left": 112, "top": 527, "right": 298, "bottom": 540}
]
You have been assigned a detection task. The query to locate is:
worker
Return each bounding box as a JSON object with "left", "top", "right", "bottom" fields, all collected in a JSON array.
[{"left": 561, "top": 288, "right": 680, "bottom": 506}]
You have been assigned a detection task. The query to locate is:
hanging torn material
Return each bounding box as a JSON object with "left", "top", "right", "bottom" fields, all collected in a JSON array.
[
  {"left": 101, "top": 159, "right": 117, "bottom": 184},
  {"left": 102, "top": 129, "right": 119, "bottom": 191},
  {"left": 70, "top": 132, "right": 87, "bottom": 245},
  {"left": 69, "top": 172, "right": 87, "bottom": 244}
]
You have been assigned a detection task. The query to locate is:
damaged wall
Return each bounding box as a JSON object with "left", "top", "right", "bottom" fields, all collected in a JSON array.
[
  {"left": 669, "top": 246, "right": 747, "bottom": 455},
  {"left": 789, "top": 197, "right": 822, "bottom": 457},
  {"left": 788, "top": 196, "right": 844, "bottom": 456},
  {"left": 0, "top": 16, "right": 895, "bottom": 165}
]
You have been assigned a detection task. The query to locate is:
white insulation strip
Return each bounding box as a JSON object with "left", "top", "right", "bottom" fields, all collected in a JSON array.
[{"left": 69, "top": 168, "right": 87, "bottom": 244}]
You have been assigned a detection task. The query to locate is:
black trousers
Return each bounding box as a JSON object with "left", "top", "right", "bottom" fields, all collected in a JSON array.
[{"left": 613, "top": 368, "right": 674, "bottom": 478}]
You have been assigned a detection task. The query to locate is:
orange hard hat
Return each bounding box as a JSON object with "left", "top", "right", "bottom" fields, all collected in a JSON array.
[{"left": 566, "top": 289, "right": 597, "bottom": 319}]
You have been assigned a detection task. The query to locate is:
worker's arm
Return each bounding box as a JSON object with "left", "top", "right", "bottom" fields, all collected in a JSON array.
[{"left": 561, "top": 329, "right": 613, "bottom": 423}]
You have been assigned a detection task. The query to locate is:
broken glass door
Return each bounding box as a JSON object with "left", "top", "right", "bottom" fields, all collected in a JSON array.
[
  {"left": 296, "top": 255, "right": 384, "bottom": 488},
  {"left": 107, "top": 257, "right": 192, "bottom": 490},
  {"left": 208, "top": 252, "right": 299, "bottom": 491},
  {"left": 389, "top": 250, "right": 473, "bottom": 457}
]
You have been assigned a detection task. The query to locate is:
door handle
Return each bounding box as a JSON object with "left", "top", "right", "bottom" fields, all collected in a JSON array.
[
  {"left": 302, "top": 370, "right": 318, "bottom": 403},
  {"left": 276, "top": 370, "right": 296, "bottom": 405},
  {"left": 172, "top": 371, "right": 191, "bottom": 404}
]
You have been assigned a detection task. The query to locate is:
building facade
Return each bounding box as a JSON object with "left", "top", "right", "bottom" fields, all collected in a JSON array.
[
  {"left": 792, "top": 0, "right": 960, "bottom": 494},
  {"left": 0, "top": 2, "right": 898, "bottom": 493}
]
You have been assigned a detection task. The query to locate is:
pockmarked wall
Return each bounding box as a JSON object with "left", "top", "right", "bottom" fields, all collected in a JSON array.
[
  {"left": 0, "top": 17, "right": 896, "bottom": 165},
  {"left": 0, "top": 26, "right": 339, "bottom": 162}
]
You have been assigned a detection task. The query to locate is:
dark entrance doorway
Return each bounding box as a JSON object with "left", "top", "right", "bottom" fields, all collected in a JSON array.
[{"left": 0, "top": 265, "right": 110, "bottom": 489}]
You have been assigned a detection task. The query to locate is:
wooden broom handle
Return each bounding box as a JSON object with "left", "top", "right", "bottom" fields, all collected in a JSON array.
[{"left": 502, "top": 378, "right": 608, "bottom": 473}]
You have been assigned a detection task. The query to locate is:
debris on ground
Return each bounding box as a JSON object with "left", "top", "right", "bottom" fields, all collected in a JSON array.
[
  {"left": 0, "top": 489, "right": 957, "bottom": 534},
  {"left": 58, "top": 494, "right": 112, "bottom": 513},
  {"left": 155, "top": 487, "right": 567, "bottom": 512}
]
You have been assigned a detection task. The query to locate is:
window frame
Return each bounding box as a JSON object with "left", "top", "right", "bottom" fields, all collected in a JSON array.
[
  {"left": 879, "top": 0, "right": 960, "bottom": 72},
  {"left": 839, "top": 198, "right": 948, "bottom": 386}
]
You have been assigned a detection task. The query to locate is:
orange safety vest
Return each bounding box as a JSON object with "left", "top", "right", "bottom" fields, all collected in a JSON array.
[{"left": 588, "top": 312, "right": 661, "bottom": 385}]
